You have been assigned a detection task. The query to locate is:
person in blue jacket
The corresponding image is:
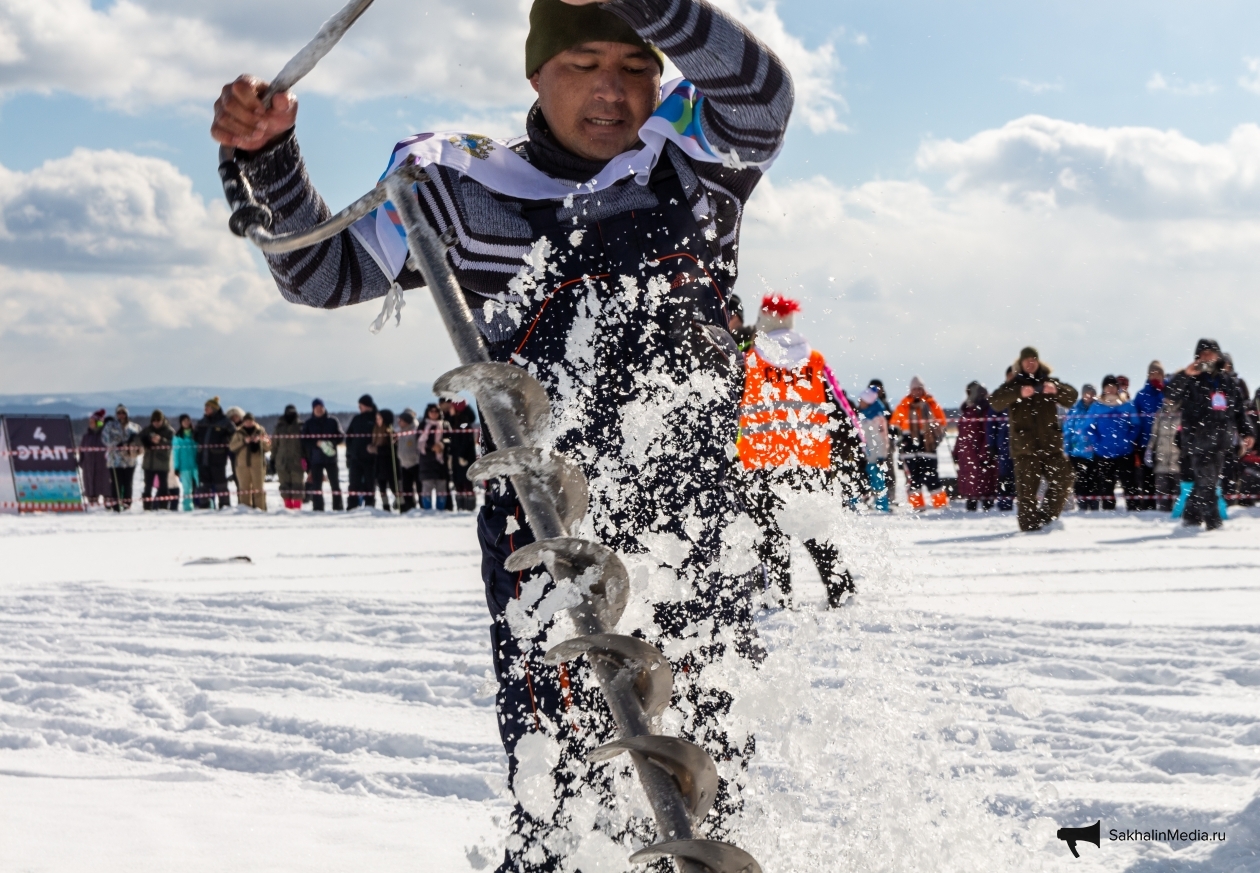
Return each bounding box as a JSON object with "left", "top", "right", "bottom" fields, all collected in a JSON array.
[
  {"left": 1131, "top": 361, "right": 1165, "bottom": 511},
  {"left": 171, "top": 414, "right": 200, "bottom": 512},
  {"left": 1063, "top": 383, "right": 1098, "bottom": 510},
  {"left": 1087, "top": 375, "right": 1139, "bottom": 510}
]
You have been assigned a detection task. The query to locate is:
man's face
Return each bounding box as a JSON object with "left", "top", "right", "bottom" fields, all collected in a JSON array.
[
  {"left": 204, "top": 404, "right": 214, "bottom": 417},
  {"left": 910, "top": 387, "right": 925, "bottom": 400},
  {"left": 1198, "top": 350, "right": 1221, "bottom": 365},
  {"left": 531, "top": 42, "right": 660, "bottom": 162},
  {"left": 117, "top": 412, "right": 128, "bottom": 425},
  {"left": 1082, "top": 389, "right": 1096, "bottom": 403},
  {"left": 1022, "top": 357, "right": 1039, "bottom": 376},
  {"left": 359, "top": 403, "right": 372, "bottom": 414},
  {"left": 314, "top": 404, "right": 326, "bottom": 417},
  {"left": 1103, "top": 383, "right": 1118, "bottom": 398},
  {"left": 728, "top": 313, "right": 744, "bottom": 333},
  {"left": 1150, "top": 367, "right": 1165, "bottom": 384}
]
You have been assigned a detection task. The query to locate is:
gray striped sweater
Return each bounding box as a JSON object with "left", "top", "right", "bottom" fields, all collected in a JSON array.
[{"left": 238, "top": 0, "right": 794, "bottom": 341}]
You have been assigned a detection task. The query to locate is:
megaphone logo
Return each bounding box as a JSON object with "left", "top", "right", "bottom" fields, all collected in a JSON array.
[{"left": 1056, "top": 820, "right": 1101, "bottom": 858}]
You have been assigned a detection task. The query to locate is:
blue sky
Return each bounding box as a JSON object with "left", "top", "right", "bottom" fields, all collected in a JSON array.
[{"left": 2, "top": 0, "right": 1260, "bottom": 401}]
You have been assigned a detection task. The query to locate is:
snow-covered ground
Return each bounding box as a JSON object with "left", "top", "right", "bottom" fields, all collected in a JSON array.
[{"left": 1, "top": 496, "right": 1257, "bottom": 872}]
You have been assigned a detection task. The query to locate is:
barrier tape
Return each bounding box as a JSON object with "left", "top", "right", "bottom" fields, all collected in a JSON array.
[{"left": 0, "top": 426, "right": 483, "bottom": 458}]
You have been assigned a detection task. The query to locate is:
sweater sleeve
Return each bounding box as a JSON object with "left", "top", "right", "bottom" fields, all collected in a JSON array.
[
  {"left": 235, "top": 131, "right": 413, "bottom": 310},
  {"left": 603, "top": 0, "right": 793, "bottom": 165}
]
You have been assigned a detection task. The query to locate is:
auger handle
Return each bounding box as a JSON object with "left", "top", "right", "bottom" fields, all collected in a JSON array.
[{"left": 218, "top": 0, "right": 376, "bottom": 236}]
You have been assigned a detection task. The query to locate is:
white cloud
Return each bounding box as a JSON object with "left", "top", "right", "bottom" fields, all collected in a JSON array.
[
  {"left": 913, "top": 115, "right": 1260, "bottom": 219},
  {"left": 737, "top": 121, "right": 1260, "bottom": 398},
  {"left": 0, "top": 0, "right": 843, "bottom": 131},
  {"left": 1146, "top": 71, "right": 1217, "bottom": 97},
  {"left": 1239, "top": 57, "right": 1260, "bottom": 95}
]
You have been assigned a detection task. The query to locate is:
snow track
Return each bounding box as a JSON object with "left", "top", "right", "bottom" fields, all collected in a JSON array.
[{"left": 0, "top": 508, "right": 1257, "bottom": 871}]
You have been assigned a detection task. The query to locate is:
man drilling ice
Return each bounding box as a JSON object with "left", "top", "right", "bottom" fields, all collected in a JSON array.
[{"left": 211, "top": 0, "right": 793, "bottom": 867}]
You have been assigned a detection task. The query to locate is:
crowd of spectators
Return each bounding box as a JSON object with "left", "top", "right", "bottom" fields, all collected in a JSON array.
[
  {"left": 75, "top": 394, "right": 480, "bottom": 513},
  {"left": 863, "top": 339, "right": 1258, "bottom": 531},
  {"left": 67, "top": 338, "right": 1258, "bottom": 529}
]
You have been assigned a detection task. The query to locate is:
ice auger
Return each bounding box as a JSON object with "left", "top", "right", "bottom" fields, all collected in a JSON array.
[{"left": 216, "top": 3, "right": 763, "bottom": 871}]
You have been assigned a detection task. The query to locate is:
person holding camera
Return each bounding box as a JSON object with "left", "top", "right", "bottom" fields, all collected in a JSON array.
[
  {"left": 1164, "top": 338, "right": 1255, "bottom": 530},
  {"left": 990, "top": 346, "right": 1078, "bottom": 532}
]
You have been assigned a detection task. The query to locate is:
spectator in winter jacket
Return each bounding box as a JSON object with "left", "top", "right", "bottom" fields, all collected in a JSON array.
[
  {"left": 369, "top": 409, "right": 399, "bottom": 511},
  {"left": 857, "top": 389, "right": 890, "bottom": 512},
  {"left": 224, "top": 406, "right": 246, "bottom": 487},
  {"left": 77, "top": 409, "right": 109, "bottom": 507},
  {"left": 172, "top": 415, "right": 199, "bottom": 512},
  {"left": 1164, "top": 338, "right": 1255, "bottom": 529},
  {"left": 272, "top": 404, "right": 305, "bottom": 509},
  {"left": 139, "top": 410, "right": 176, "bottom": 511},
  {"left": 989, "top": 346, "right": 1078, "bottom": 532},
  {"left": 1130, "top": 361, "right": 1165, "bottom": 511},
  {"left": 345, "top": 394, "right": 378, "bottom": 509},
  {"left": 101, "top": 405, "right": 141, "bottom": 512},
  {"left": 417, "top": 404, "right": 450, "bottom": 510},
  {"left": 954, "top": 381, "right": 998, "bottom": 511},
  {"left": 301, "top": 399, "right": 344, "bottom": 511},
  {"left": 441, "top": 397, "right": 479, "bottom": 511},
  {"left": 1087, "top": 375, "right": 1139, "bottom": 510},
  {"left": 1063, "top": 384, "right": 1099, "bottom": 510},
  {"left": 890, "top": 377, "right": 948, "bottom": 511},
  {"left": 986, "top": 366, "right": 1017, "bottom": 511},
  {"left": 193, "top": 398, "right": 236, "bottom": 509},
  {"left": 395, "top": 409, "right": 421, "bottom": 512},
  {"left": 868, "top": 379, "right": 897, "bottom": 505},
  {"left": 737, "top": 295, "right": 860, "bottom": 607},
  {"left": 1145, "top": 398, "right": 1181, "bottom": 513},
  {"left": 1220, "top": 353, "right": 1251, "bottom": 506},
  {"left": 228, "top": 413, "right": 271, "bottom": 510}
]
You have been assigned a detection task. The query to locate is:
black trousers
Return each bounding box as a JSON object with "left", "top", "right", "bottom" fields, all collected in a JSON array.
[
  {"left": 904, "top": 455, "right": 942, "bottom": 493},
  {"left": 745, "top": 470, "right": 854, "bottom": 607},
  {"left": 450, "top": 459, "right": 476, "bottom": 510},
  {"left": 1185, "top": 434, "right": 1229, "bottom": 527},
  {"left": 1071, "top": 456, "right": 1098, "bottom": 510},
  {"left": 398, "top": 464, "right": 420, "bottom": 512},
  {"left": 141, "top": 469, "right": 175, "bottom": 510},
  {"left": 108, "top": 467, "right": 134, "bottom": 511},
  {"left": 346, "top": 458, "right": 375, "bottom": 509},
  {"left": 197, "top": 462, "right": 231, "bottom": 509},
  {"left": 1094, "top": 456, "right": 1124, "bottom": 510},
  {"left": 307, "top": 458, "right": 343, "bottom": 511},
  {"left": 1131, "top": 458, "right": 1157, "bottom": 510}
]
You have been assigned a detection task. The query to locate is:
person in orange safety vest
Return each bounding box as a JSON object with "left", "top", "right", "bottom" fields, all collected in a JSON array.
[
  {"left": 889, "top": 376, "right": 949, "bottom": 510},
  {"left": 736, "top": 294, "right": 865, "bottom": 608}
]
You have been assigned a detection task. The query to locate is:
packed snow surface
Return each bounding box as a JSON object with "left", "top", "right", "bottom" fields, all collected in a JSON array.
[{"left": 0, "top": 503, "right": 1257, "bottom": 872}]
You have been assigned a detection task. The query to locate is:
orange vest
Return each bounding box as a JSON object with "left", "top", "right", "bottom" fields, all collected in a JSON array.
[{"left": 738, "top": 349, "right": 832, "bottom": 469}]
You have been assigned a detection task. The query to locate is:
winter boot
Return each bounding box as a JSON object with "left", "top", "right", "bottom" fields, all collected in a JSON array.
[
  {"left": 908, "top": 491, "right": 926, "bottom": 511},
  {"left": 931, "top": 489, "right": 949, "bottom": 509},
  {"left": 436, "top": 495, "right": 448, "bottom": 511},
  {"left": 874, "top": 493, "right": 890, "bottom": 512},
  {"left": 1170, "top": 481, "right": 1193, "bottom": 520},
  {"left": 420, "top": 495, "right": 432, "bottom": 510}
]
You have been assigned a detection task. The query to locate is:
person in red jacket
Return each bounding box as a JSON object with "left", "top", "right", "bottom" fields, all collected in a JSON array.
[
  {"left": 737, "top": 294, "right": 864, "bottom": 608},
  {"left": 890, "top": 377, "right": 949, "bottom": 510}
]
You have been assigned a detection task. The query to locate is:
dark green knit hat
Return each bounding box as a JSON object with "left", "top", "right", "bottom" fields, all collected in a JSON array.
[
  {"left": 1019, "top": 346, "right": 1039, "bottom": 362},
  {"left": 525, "top": 0, "right": 665, "bottom": 77}
]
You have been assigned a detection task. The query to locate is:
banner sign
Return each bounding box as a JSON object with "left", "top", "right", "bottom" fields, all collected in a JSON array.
[{"left": 0, "top": 415, "right": 84, "bottom": 513}]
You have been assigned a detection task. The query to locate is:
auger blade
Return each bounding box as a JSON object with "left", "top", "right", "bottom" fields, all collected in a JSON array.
[
  {"left": 544, "top": 633, "right": 672, "bottom": 718},
  {"left": 590, "top": 736, "right": 719, "bottom": 822},
  {"left": 468, "top": 448, "right": 589, "bottom": 536},
  {"left": 629, "top": 839, "right": 762, "bottom": 873},
  {"left": 506, "top": 539, "right": 629, "bottom": 630},
  {"left": 434, "top": 363, "right": 550, "bottom": 447}
]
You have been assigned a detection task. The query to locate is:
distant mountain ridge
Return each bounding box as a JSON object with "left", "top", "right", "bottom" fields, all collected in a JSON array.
[{"left": 0, "top": 381, "right": 438, "bottom": 419}]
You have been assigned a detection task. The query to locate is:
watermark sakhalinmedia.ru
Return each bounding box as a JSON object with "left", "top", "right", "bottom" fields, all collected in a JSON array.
[{"left": 1110, "top": 827, "right": 1226, "bottom": 844}]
